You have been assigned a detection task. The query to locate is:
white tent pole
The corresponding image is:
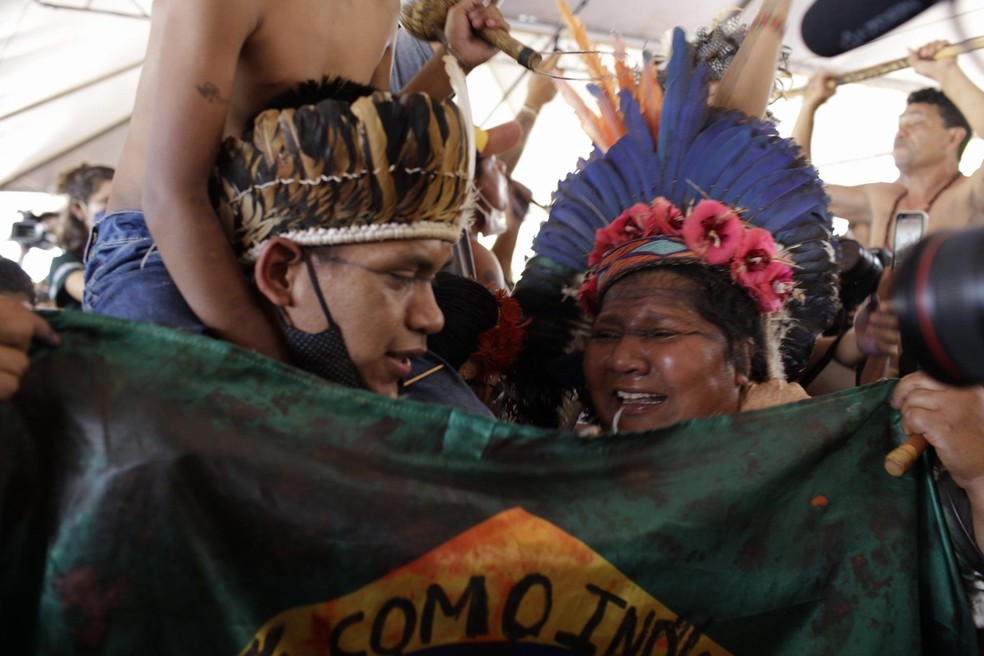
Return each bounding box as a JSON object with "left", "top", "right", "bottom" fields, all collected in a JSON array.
[
  {"left": 0, "top": 115, "right": 130, "bottom": 189},
  {"left": 0, "top": 60, "right": 142, "bottom": 122},
  {"left": 33, "top": 0, "right": 150, "bottom": 20}
]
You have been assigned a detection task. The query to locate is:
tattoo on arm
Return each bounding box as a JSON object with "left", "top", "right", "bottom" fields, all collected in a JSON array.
[{"left": 196, "top": 82, "right": 229, "bottom": 104}]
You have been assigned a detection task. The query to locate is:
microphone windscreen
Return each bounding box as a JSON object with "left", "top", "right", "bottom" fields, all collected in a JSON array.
[{"left": 801, "top": 0, "right": 942, "bottom": 57}]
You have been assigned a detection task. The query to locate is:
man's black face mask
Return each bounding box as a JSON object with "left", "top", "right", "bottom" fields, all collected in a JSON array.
[{"left": 277, "top": 254, "right": 367, "bottom": 390}]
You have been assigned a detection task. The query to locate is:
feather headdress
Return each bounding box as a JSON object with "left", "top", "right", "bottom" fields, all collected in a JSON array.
[
  {"left": 510, "top": 22, "right": 837, "bottom": 423},
  {"left": 212, "top": 66, "right": 473, "bottom": 264}
]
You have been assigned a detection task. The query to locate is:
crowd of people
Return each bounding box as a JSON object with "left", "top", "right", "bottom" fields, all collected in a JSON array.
[{"left": 2, "top": 0, "right": 984, "bottom": 646}]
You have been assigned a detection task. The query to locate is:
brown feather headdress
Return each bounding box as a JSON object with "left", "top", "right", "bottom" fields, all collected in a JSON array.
[{"left": 212, "top": 86, "right": 473, "bottom": 263}]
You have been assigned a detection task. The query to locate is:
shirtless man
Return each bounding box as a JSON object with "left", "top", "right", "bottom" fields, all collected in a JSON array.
[
  {"left": 85, "top": 0, "right": 506, "bottom": 361},
  {"left": 794, "top": 40, "right": 984, "bottom": 248}
]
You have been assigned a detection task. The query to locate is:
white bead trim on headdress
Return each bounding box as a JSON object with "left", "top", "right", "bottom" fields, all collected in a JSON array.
[{"left": 238, "top": 220, "right": 467, "bottom": 264}]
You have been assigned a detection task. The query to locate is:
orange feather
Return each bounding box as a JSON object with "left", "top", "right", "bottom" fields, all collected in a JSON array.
[
  {"left": 555, "top": 80, "right": 610, "bottom": 150},
  {"left": 555, "top": 0, "right": 616, "bottom": 107},
  {"left": 613, "top": 35, "right": 637, "bottom": 99}
]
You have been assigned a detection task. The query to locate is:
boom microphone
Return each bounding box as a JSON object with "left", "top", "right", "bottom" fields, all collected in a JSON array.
[{"left": 801, "top": 0, "right": 943, "bottom": 57}]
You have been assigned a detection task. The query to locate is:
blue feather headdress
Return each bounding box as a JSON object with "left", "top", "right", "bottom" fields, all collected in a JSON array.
[{"left": 510, "top": 27, "right": 837, "bottom": 423}]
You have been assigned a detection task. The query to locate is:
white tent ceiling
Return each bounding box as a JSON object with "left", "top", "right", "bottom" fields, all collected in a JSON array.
[
  {"left": 2, "top": 0, "right": 984, "bottom": 194},
  {"left": 0, "top": 0, "right": 149, "bottom": 191},
  {"left": 505, "top": 0, "right": 984, "bottom": 86}
]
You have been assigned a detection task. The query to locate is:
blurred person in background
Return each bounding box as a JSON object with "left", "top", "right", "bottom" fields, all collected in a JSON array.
[
  {"left": 489, "top": 53, "right": 561, "bottom": 286},
  {"left": 469, "top": 147, "right": 512, "bottom": 290},
  {"left": 47, "top": 164, "right": 113, "bottom": 310}
]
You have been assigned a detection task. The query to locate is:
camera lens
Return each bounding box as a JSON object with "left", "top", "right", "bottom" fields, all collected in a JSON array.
[
  {"left": 894, "top": 227, "right": 984, "bottom": 386},
  {"left": 10, "top": 221, "right": 42, "bottom": 242},
  {"left": 838, "top": 239, "right": 883, "bottom": 317}
]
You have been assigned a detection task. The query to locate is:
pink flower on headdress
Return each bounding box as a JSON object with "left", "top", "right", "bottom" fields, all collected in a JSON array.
[
  {"left": 740, "top": 261, "right": 794, "bottom": 313},
  {"left": 732, "top": 227, "right": 777, "bottom": 273},
  {"left": 648, "top": 197, "right": 685, "bottom": 234},
  {"left": 589, "top": 203, "right": 652, "bottom": 266},
  {"left": 732, "top": 227, "right": 793, "bottom": 313},
  {"left": 589, "top": 199, "right": 686, "bottom": 266},
  {"left": 682, "top": 200, "right": 743, "bottom": 265}
]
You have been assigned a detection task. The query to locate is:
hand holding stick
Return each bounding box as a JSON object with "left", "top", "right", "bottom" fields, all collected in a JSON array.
[
  {"left": 401, "top": 0, "right": 543, "bottom": 70},
  {"left": 786, "top": 36, "right": 984, "bottom": 97},
  {"left": 891, "top": 373, "right": 984, "bottom": 484},
  {"left": 852, "top": 271, "right": 930, "bottom": 476}
]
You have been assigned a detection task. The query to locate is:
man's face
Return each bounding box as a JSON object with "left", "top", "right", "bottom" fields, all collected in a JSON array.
[
  {"left": 893, "top": 103, "right": 952, "bottom": 171},
  {"left": 293, "top": 239, "right": 451, "bottom": 397}
]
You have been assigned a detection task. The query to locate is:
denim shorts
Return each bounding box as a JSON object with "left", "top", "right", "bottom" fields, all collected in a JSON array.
[{"left": 83, "top": 211, "right": 206, "bottom": 333}]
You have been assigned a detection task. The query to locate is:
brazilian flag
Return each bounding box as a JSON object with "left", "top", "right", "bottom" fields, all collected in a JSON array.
[{"left": 0, "top": 312, "right": 977, "bottom": 654}]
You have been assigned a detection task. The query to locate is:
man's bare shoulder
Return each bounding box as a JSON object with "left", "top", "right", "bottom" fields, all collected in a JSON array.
[
  {"left": 201, "top": 0, "right": 399, "bottom": 132},
  {"left": 830, "top": 180, "right": 904, "bottom": 195},
  {"left": 245, "top": 0, "right": 400, "bottom": 85},
  {"left": 826, "top": 180, "right": 903, "bottom": 227},
  {"left": 930, "top": 176, "right": 983, "bottom": 231}
]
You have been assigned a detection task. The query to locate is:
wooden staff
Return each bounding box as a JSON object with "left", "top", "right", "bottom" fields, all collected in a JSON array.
[
  {"left": 786, "top": 36, "right": 984, "bottom": 97},
  {"left": 856, "top": 272, "right": 928, "bottom": 477},
  {"left": 861, "top": 348, "right": 929, "bottom": 477},
  {"left": 885, "top": 433, "right": 928, "bottom": 476},
  {"left": 400, "top": 0, "right": 543, "bottom": 71}
]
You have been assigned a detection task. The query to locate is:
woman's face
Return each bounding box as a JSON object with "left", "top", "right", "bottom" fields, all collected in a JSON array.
[
  {"left": 74, "top": 179, "right": 112, "bottom": 229},
  {"left": 583, "top": 269, "right": 748, "bottom": 432}
]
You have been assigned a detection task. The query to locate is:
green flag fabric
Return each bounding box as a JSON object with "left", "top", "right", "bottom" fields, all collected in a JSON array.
[{"left": 0, "top": 312, "right": 977, "bottom": 655}]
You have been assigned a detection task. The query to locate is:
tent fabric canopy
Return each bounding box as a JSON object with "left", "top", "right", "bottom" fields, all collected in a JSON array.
[{"left": 0, "top": 1, "right": 149, "bottom": 191}]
